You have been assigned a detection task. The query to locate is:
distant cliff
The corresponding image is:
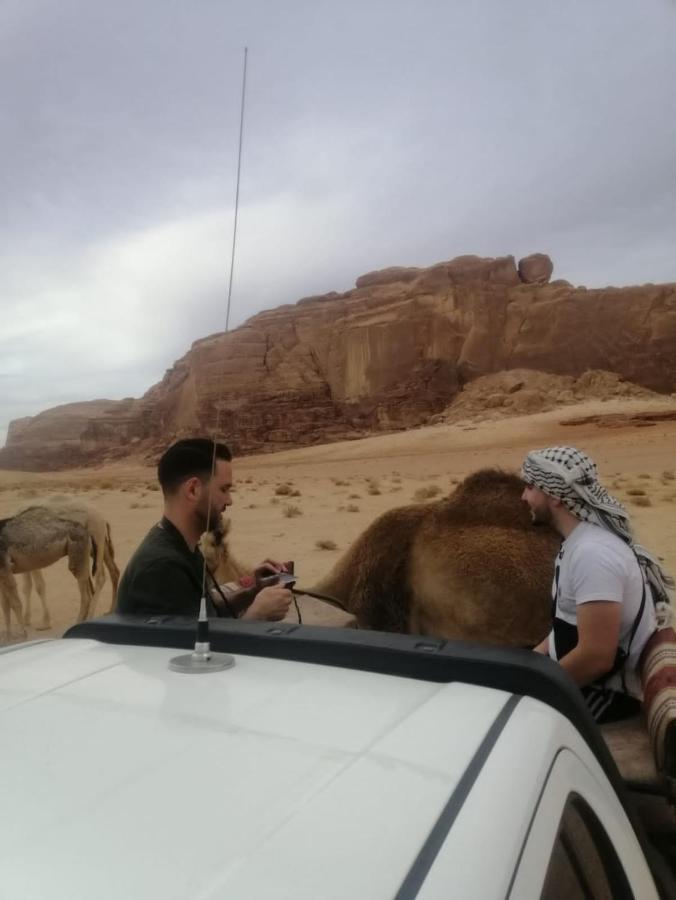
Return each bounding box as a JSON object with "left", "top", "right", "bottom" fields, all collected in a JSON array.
[{"left": 3, "top": 252, "right": 676, "bottom": 471}]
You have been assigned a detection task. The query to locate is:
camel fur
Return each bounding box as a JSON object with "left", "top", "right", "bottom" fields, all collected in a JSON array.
[
  {"left": 204, "top": 469, "right": 560, "bottom": 647},
  {"left": 200, "top": 517, "right": 250, "bottom": 583},
  {"left": 312, "top": 468, "right": 560, "bottom": 645},
  {"left": 0, "top": 499, "right": 120, "bottom": 641}
]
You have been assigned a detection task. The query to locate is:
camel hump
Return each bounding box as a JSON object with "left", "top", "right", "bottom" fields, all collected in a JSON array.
[{"left": 435, "top": 468, "right": 535, "bottom": 530}]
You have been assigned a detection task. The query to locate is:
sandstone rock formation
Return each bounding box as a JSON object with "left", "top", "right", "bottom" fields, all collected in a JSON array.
[
  {"left": 3, "top": 252, "right": 676, "bottom": 471},
  {"left": 518, "top": 253, "right": 554, "bottom": 284}
]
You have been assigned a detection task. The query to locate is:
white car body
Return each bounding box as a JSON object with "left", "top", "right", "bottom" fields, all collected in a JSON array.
[{"left": 0, "top": 624, "right": 662, "bottom": 898}]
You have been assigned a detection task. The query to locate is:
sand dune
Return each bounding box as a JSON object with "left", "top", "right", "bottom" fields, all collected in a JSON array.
[{"left": 1, "top": 395, "right": 675, "bottom": 642}]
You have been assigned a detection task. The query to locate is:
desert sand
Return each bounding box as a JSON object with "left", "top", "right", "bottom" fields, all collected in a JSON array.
[{"left": 1, "top": 395, "right": 675, "bottom": 643}]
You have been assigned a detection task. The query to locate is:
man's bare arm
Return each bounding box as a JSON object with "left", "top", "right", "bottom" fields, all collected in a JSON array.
[{"left": 557, "top": 601, "right": 621, "bottom": 686}]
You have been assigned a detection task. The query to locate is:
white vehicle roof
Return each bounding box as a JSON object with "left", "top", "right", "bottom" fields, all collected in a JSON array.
[
  {"left": 0, "top": 636, "right": 584, "bottom": 900},
  {"left": 3, "top": 616, "right": 656, "bottom": 900}
]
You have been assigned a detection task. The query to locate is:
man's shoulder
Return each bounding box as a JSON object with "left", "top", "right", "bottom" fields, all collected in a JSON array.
[
  {"left": 125, "top": 524, "right": 182, "bottom": 569},
  {"left": 568, "top": 524, "right": 635, "bottom": 568}
]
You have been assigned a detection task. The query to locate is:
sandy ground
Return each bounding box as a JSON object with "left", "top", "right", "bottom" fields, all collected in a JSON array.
[{"left": 1, "top": 395, "right": 675, "bottom": 643}]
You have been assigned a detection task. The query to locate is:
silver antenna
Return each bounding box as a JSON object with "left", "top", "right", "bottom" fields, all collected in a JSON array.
[{"left": 170, "top": 47, "right": 249, "bottom": 674}]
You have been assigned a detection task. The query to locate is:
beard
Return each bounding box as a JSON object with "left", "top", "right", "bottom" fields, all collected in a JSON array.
[
  {"left": 529, "top": 505, "right": 552, "bottom": 526},
  {"left": 194, "top": 497, "right": 218, "bottom": 534}
]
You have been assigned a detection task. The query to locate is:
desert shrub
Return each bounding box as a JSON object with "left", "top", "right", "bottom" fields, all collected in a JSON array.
[
  {"left": 316, "top": 539, "right": 337, "bottom": 550},
  {"left": 346, "top": 504, "right": 360, "bottom": 513},
  {"left": 283, "top": 504, "right": 302, "bottom": 518},
  {"left": 367, "top": 479, "right": 381, "bottom": 496},
  {"left": 662, "top": 470, "right": 675, "bottom": 481},
  {"left": 626, "top": 488, "right": 646, "bottom": 497},
  {"left": 413, "top": 485, "right": 441, "bottom": 501},
  {"left": 348, "top": 493, "right": 361, "bottom": 499},
  {"left": 631, "top": 495, "right": 652, "bottom": 507},
  {"left": 275, "top": 483, "right": 294, "bottom": 496}
]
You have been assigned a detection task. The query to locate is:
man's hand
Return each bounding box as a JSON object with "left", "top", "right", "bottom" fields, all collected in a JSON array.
[
  {"left": 242, "top": 585, "right": 292, "bottom": 621},
  {"left": 253, "top": 559, "right": 289, "bottom": 583}
]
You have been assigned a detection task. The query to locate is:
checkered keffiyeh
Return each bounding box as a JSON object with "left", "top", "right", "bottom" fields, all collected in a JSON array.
[{"left": 522, "top": 446, "right": 674, "bottom": 617}]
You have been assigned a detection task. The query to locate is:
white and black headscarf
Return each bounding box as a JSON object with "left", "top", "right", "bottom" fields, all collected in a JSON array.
[{"left": 522, "top": 446, "right": 674, "bottom": 620}]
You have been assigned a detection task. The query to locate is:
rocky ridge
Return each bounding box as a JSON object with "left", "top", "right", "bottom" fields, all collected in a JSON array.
[{"left": 3, "top": 252, "right": 676, "bottom": 471}]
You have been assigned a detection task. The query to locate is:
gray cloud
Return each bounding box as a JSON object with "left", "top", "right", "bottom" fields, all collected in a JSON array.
[{"left": 2, "top": 0, "right": 676, "bottom": 446}]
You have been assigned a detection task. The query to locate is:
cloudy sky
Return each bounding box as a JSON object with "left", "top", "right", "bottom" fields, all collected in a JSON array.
[{"left": 2, "top": 0, "right": 676, "bottom": 445}]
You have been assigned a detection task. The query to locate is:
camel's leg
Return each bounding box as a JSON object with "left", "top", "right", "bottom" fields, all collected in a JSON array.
[
  {"left": 89, "top": 535, "right": 106, "bottom": 619},
  {"left": 0, "top": 560, "right": 27, "bottom": 642},
  {"left": 67, "top": 535, "right": 94, "bottom": 622},
  {"left": 31, "top": 570, "right": 51, "bottom": 631},
  {"left": 104, "top": 526, "right": 120, "bottom": 613},
  {"left": 21, "top": 572, "right": 33, "bottom": 627}
]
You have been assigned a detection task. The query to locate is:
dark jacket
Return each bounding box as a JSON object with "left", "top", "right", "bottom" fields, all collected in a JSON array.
[{"left": 117, "top": 517, "right": 222, "bottom": 617}]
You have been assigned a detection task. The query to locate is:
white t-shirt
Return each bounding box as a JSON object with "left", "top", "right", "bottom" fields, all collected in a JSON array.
[{"left": 547, "top": 521, "right": 656, "bottom": 697}]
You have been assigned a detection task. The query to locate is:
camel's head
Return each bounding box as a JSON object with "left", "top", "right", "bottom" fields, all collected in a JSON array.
[{"left": 199, "top": 514, "right": 232, "bottom": 570}]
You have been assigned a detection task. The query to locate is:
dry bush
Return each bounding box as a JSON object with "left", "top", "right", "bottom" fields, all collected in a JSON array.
[
  {"left": 147, "top": 482, "right": 160, "bottom": 491},
  {"left": 663, "top": 493, "right": 676, "bottom": 503},
  {"left": 130, "top": 502, "right": 141, "bottom": 509},
  {"left": 275, "top": 484, "right": 294, "bottom": 496},
  {"left": 631, "top": 495, "right": 652, "bottom": 507},
  {"left": 247, "top": 503, "right": 258, "bottom": 509},
  {"left": 662, "top": 470, "right": 675, "bottom": 481},
  {"left": 348, "top": 493, "right": 361, "bottom": 499},
  {"left": 243, "top": 476, "right": 253, "bottom": 483},
  {"left": 283, "top": 504, "right": 302, "bottom": 518},
  {"left": 367, "top": 479, "right": 381, "bottom": 496},
  {"left": 332, "top": 478, "right": 349, "bottom": 487},
  {"left": 626, "top": 488, "right": 647, "bottom": 497},
  {"left": 316, "top": 539, "right": 337, "bottom": 550},
  {"left": 270, "top": 497, "right": 280, "bottom": 505},
  {"left": 346, "top": 504, "right": 360, "bottom": 513},
  {"left": 639, "top": 473, "right": 652, "bottom": 480},
  {"left": 390, "top": 486, "right": 403, "bottom": 493},
  {"left": 414, "top": 485, "right": 441, "bottom": 502},
  {"left": 289, "top": 489, "right": 302, "bottom": 497}
]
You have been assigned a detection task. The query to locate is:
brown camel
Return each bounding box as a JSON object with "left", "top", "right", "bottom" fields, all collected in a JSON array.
[
  {"left": 0, "top": 500, "right": 120, "bottom": 641},
  {"left": 206, "top": 469, "right": 560, "bottom": 646},
  {"left": 312, "top": 469, "right": 560, "bottom": 645}
]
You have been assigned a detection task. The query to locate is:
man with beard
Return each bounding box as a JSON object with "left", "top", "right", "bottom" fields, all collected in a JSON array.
[
  {"left": 521, "top": 445, "right": 673, "bottom": 723},
  {"left": 117, "top": 438, "right": 292, "bottom": 621}
]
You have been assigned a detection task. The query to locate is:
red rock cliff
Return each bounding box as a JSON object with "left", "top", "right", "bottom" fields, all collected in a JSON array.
[{"left": 2, "top": 253, "right": 676, "bottom": 470}]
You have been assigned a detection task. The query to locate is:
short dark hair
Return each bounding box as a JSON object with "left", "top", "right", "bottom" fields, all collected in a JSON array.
[{"left": 157, "top": 438, "right": 232, "bottom": 495}]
